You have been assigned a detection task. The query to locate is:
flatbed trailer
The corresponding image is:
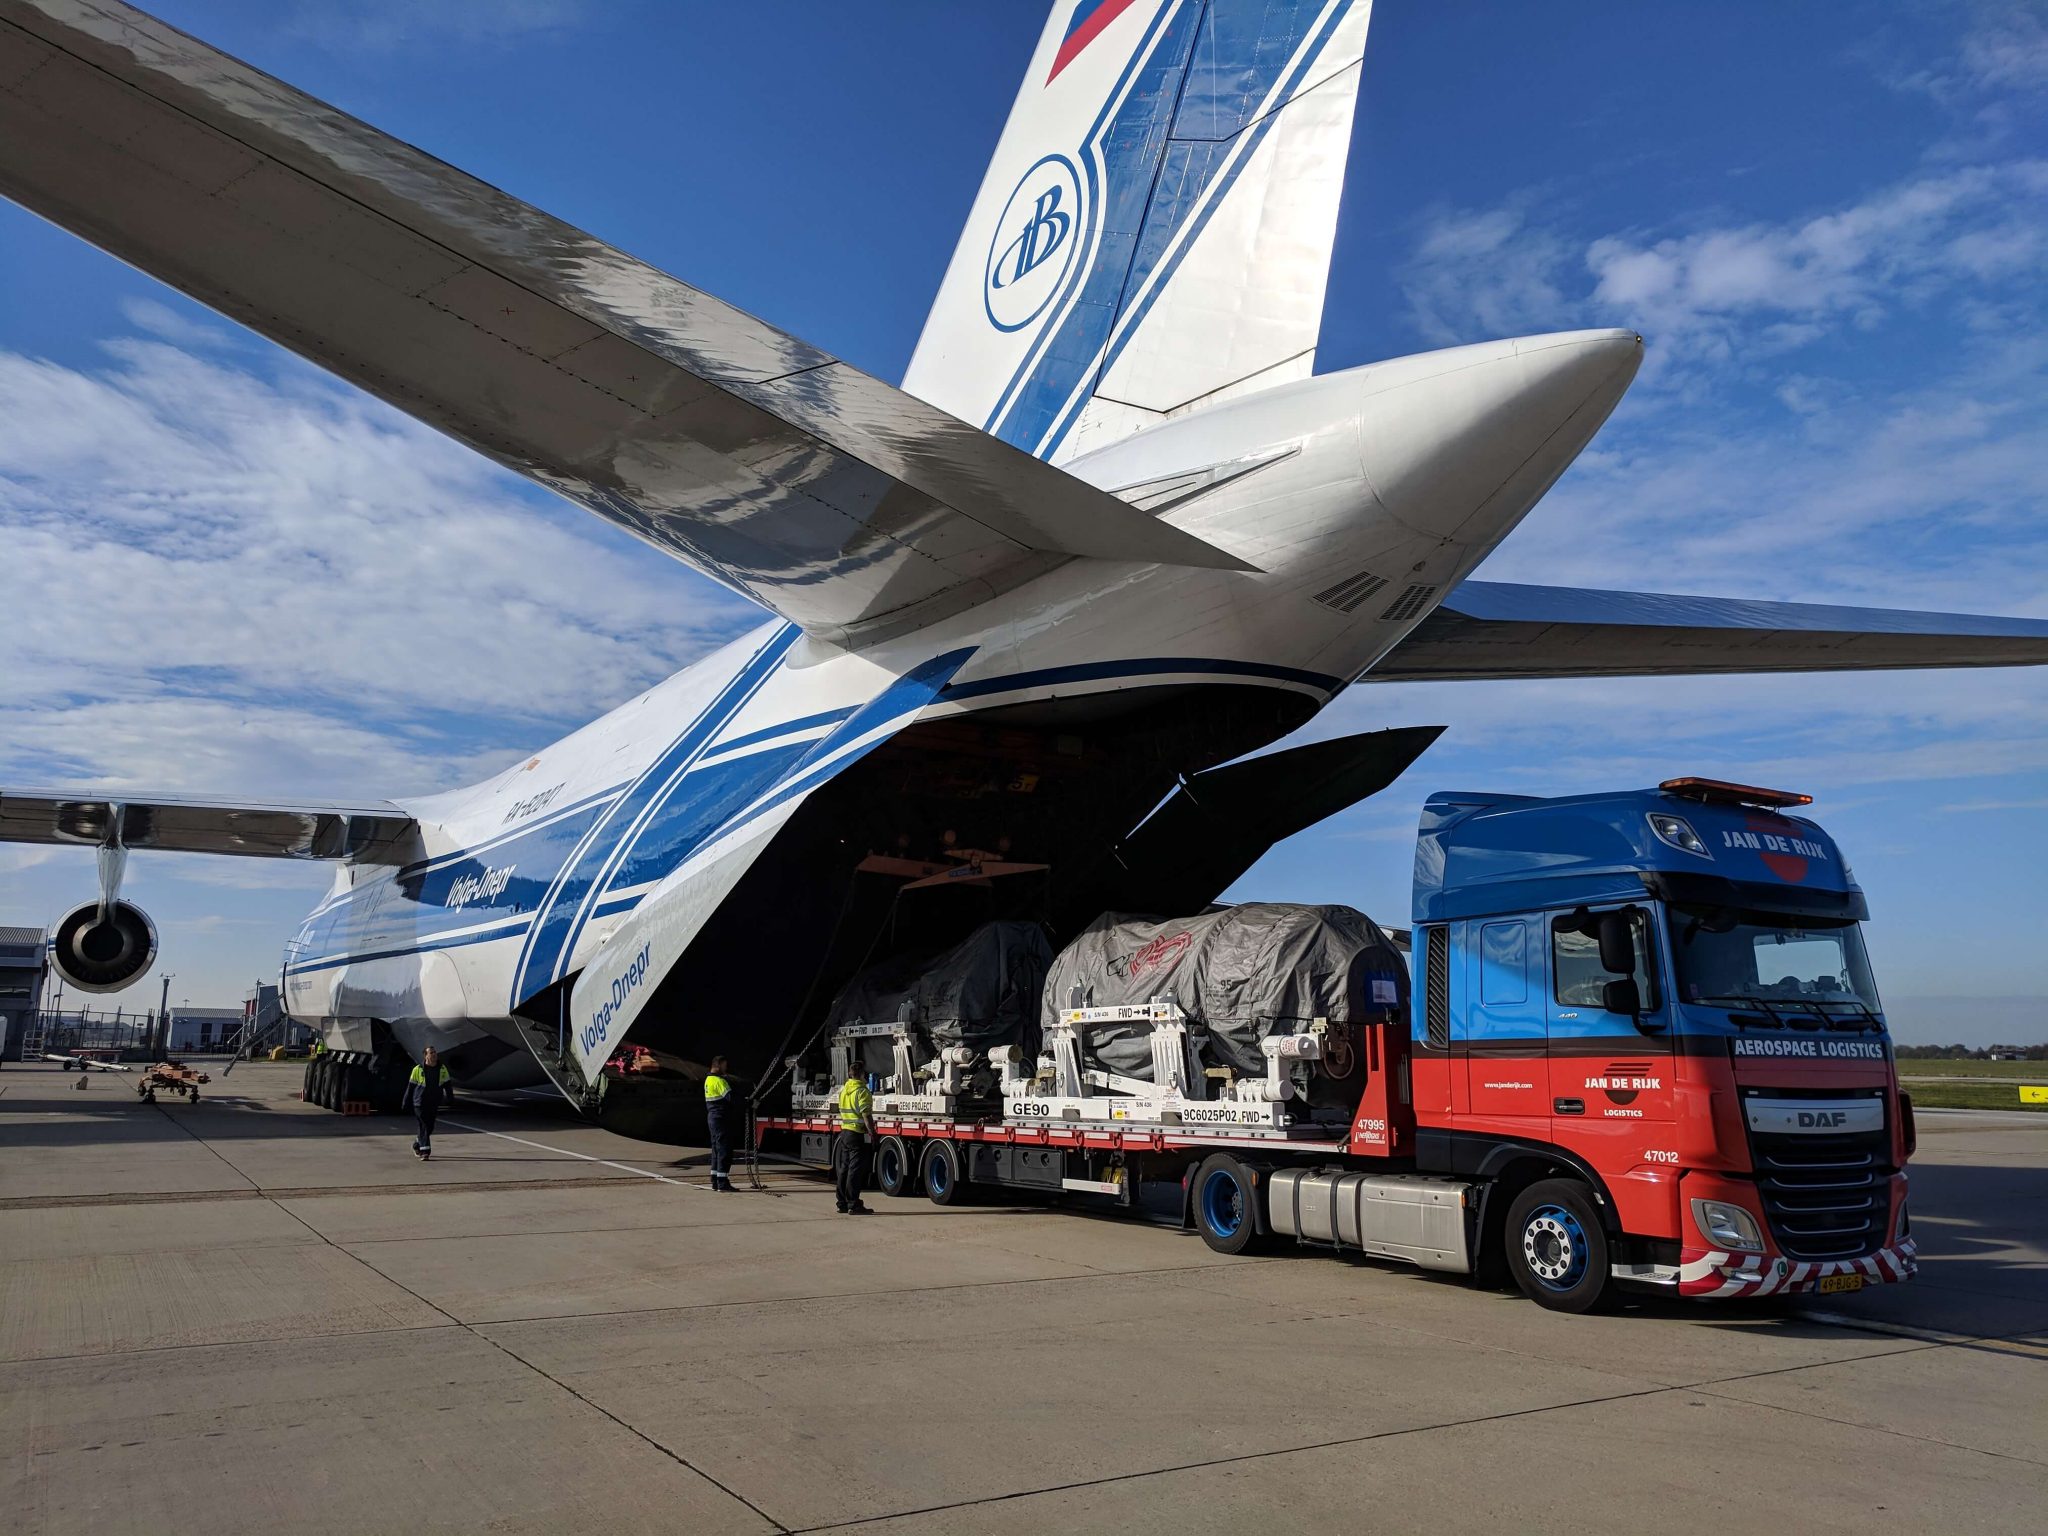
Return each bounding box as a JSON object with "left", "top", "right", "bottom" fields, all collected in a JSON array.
[{"left": 759, "top": 1004, "right": 1473, "bottom": 1274}]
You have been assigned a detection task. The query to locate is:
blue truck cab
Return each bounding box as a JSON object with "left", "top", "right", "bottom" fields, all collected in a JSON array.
[{"left": 1406, "top": 777, "right": 1912, "bottom": 1306}]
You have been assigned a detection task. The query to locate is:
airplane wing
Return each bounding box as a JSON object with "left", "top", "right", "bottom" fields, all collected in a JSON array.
[
  {"left": 0, "top": 1, "right": 1249, "bottom": 649},
  {"left": 0, "top": 788, "right": 415, "bottom": 859},
  {"left": 1364, "top": 582, "right": 2048, "bottom": 682}
]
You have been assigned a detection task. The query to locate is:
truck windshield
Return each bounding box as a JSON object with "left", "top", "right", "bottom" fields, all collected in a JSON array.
[{"left": 1669, "top": 906, "right": 1882, "bottom": 1021}]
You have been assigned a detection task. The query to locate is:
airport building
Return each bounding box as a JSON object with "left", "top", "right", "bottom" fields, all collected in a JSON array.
[
  {"left": 164, "top": 1005, "right": 244, "bottom": 1053},
  {"left": 0, "top": 924, "right": 48, "bottom": 1062}
]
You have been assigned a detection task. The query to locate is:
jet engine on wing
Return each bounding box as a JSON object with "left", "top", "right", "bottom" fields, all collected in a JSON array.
[{"left": 48, "top": 900, "right": 158, "bottom": 992}]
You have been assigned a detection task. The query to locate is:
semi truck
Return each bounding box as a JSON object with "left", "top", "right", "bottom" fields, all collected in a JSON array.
[{"left": 759, "top": 778, "right": 1917, "bottom": 1313}]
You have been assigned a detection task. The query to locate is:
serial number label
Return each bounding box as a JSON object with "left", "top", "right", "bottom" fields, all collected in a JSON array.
[{"left": 1181, "top": 1105, "right": 1269, "bottom": 1124}]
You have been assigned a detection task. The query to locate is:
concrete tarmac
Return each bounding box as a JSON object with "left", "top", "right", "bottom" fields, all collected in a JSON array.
[{"left": 2, "top": 1062, "right": 2042, "bottom": 1533}]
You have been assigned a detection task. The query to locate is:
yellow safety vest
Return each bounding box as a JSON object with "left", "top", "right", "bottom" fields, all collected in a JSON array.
[
  {"left": 408, "top": 1065, "right": 450, "bottom": 1087},
  {"left": 704, "top": 1072, "right": 732, "bottom": 1105},
  {"left": 838, "top": 1077, "right": 872, "bottom": 1132}
]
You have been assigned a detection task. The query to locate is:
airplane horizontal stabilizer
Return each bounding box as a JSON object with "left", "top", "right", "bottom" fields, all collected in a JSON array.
[
  {"left": 0, "top": 1, "right": 1249, "bottom": 648},
  {"left": 1364, "top": 582, "right": 2048, "bottom": 682},
  {"left": 0, "top": 788, "right": 416, "bottom": 861}
]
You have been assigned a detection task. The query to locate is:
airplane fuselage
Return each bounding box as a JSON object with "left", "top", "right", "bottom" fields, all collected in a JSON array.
[{"left": 283, "top": 333, "right": 1643, "bottom": 1091}]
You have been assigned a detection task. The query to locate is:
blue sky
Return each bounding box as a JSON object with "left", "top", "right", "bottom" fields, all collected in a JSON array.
[{"left": 0, "top": 1, "right": 2043, "bottom": 1043}]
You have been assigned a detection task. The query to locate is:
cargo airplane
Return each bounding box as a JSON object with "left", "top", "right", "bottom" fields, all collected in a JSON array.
[{"left": 3, "top": 0, "right": 2043, "bottom": 1110}]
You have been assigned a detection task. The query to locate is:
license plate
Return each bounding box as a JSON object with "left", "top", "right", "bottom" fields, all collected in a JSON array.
[{"left": 1817, "top": 1274, "right": 1864, "bottom": 1294}]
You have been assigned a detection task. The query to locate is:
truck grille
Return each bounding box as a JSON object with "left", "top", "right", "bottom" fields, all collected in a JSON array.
[{"left": 1749, "top": 1127, "right": 1891, "bottom": 1261}]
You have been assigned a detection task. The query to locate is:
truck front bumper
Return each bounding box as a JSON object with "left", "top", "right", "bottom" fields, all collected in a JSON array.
[{"left": 1677, "top": 1238, "right": 1918, "bottom": 1299}]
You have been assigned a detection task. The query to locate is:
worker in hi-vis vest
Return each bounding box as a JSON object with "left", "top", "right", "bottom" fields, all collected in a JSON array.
[
  {"left": 405, "top": 1046, "right": 453, "bottom": 1161},
  {"left": 703, "top": 1054, "right": 736, "bottom": 1192},
  {"left": 835, "top": 1069, "right": 874, "bottom": 1215}
]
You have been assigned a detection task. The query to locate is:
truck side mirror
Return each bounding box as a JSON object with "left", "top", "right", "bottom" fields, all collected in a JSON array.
[
  {"left": 1596, "top": 911, "right": 1637, "bottom": 976},
  {"left": 1601, "top": 976, "right": 1642, "bottom": 1018}
]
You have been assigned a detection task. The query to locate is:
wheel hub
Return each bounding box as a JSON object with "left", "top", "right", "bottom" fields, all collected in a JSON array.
[{"left": 1522, "top": 1206, "right": 1587, "bottom": 1288}]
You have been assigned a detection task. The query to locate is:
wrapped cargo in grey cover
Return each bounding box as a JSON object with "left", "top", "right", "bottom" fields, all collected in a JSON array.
[
  {"left": 1042, "top": 904, "right": 1408, "bottom": 1107},
  {"left": 826, "top": 920, "right": 1054, "bottom": 1077}
]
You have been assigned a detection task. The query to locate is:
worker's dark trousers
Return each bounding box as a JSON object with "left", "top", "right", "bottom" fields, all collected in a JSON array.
[
  {"left": 835, "top": 1133, "right": 871, "bottom": 1210},
  {"left": 413, "top": 1101, "right": 438, "bottom": 1155},
  {"left": 706, "top": 1103, "right": 733, "bottom": 1189}
]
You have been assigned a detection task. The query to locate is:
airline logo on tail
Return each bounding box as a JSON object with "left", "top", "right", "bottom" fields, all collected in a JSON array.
[
  {"left": 903, "top": 0, "right": 1373, "bottom": 462},
  {"left": 985, "top": 155, "right": 1086, "bottom": 331}
]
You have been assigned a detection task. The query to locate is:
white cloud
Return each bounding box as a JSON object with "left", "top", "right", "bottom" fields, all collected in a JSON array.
[
  {"left": 1578, "top": 164, "right": 2045, "bottom": 355},
  {"left": 0, "top": 317, "right": 769, "bottom": 1004},
  {"left": 118, "top": 298, "right": 235, "bottom": 351},
  {"left": 0, "top": 335, "right": 759, "bottom": 802},
  {"left": 1877, "top": 2, "right": 2048, "bottom": 105},
  {"left": 1402, "top": 159, "right": 2048, "bottom": 384},
  {"left": 1403, "top": 200, "right": 1574, "bottom": 348}
]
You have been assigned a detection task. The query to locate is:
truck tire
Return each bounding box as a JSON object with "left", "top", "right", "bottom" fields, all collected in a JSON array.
[
  {"left": 1505, "top": 1178, "right": 1613, "bottom": 1313},
  {"left": 1191, "top": 1153, "right": 1264, "bottom": 1256},
  {"left": 875, "top": 1135, "right": 919, "bottom": 1198},
  {"left": 922, "top": 1139, "right": 967, "bottom": 1206}
]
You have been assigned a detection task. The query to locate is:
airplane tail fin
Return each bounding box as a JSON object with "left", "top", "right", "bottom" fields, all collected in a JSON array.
[{"left": 903, "top": 1, "right": 1374, "bottom": 464}]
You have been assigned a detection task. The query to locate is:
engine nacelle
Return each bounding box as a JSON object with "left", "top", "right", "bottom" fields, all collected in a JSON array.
[{"left": 49, "top": 900, "right": 159, "bottom": 993}]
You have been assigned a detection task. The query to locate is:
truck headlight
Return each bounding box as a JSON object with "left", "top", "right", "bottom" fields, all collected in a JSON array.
[{"left": 1692, "top": 1198, "right": 1764, "bottom": 1253}]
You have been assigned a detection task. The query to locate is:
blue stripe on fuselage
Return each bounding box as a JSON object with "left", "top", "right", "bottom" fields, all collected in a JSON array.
[
  {"left": 285, "top": 652, "right": 1323, "bottom": 980},
  {"left": 287, "top": 796, "right": 620, "bottom": 970},
  {"left": 510, "top": 623, "right": 800, "bottom": 1002}
]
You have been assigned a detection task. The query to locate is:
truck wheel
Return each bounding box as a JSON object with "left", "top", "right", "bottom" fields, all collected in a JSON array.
[
  {"left": 922, "top": 1139, "right": 967, "bottom": 1206},
  {"left": 1192, "top": 1153, "right": 1264, "bottom": 1256},
  {"left": 875, "top": 1136, "right": 919, "bottom": 1198},
  {"left": 1505, "top": 1178, "right": 1612, "bottom": 1313}
]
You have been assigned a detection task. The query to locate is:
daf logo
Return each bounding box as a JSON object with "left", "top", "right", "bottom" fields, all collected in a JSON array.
[
  {"left": 984, "top": 154, "right": 1083, "bottom": 332},
  {"left": 1798, "top": 1109, "right": 1849, "bottom": 1129}
]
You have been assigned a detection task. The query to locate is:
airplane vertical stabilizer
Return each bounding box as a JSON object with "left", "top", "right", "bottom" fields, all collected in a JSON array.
[{"left": 903, "top": 1, "right": 1373, "bottom": 464}]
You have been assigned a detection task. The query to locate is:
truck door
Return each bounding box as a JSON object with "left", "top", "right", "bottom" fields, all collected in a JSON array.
[
  {"left": 1544, "top": 906, "right": 1675, "bottom": 1145},
  {"left": 1462, "top": 917, "right": 1550, "bottom": 1134}
]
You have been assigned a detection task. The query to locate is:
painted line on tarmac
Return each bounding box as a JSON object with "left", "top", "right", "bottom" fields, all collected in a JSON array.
[
  {"left": 1803, "top": 1309, "right": 2048, "bottom": 1359},
  {"left": 440, "top": 1117, "right": 713, "bottom": 1191}
]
